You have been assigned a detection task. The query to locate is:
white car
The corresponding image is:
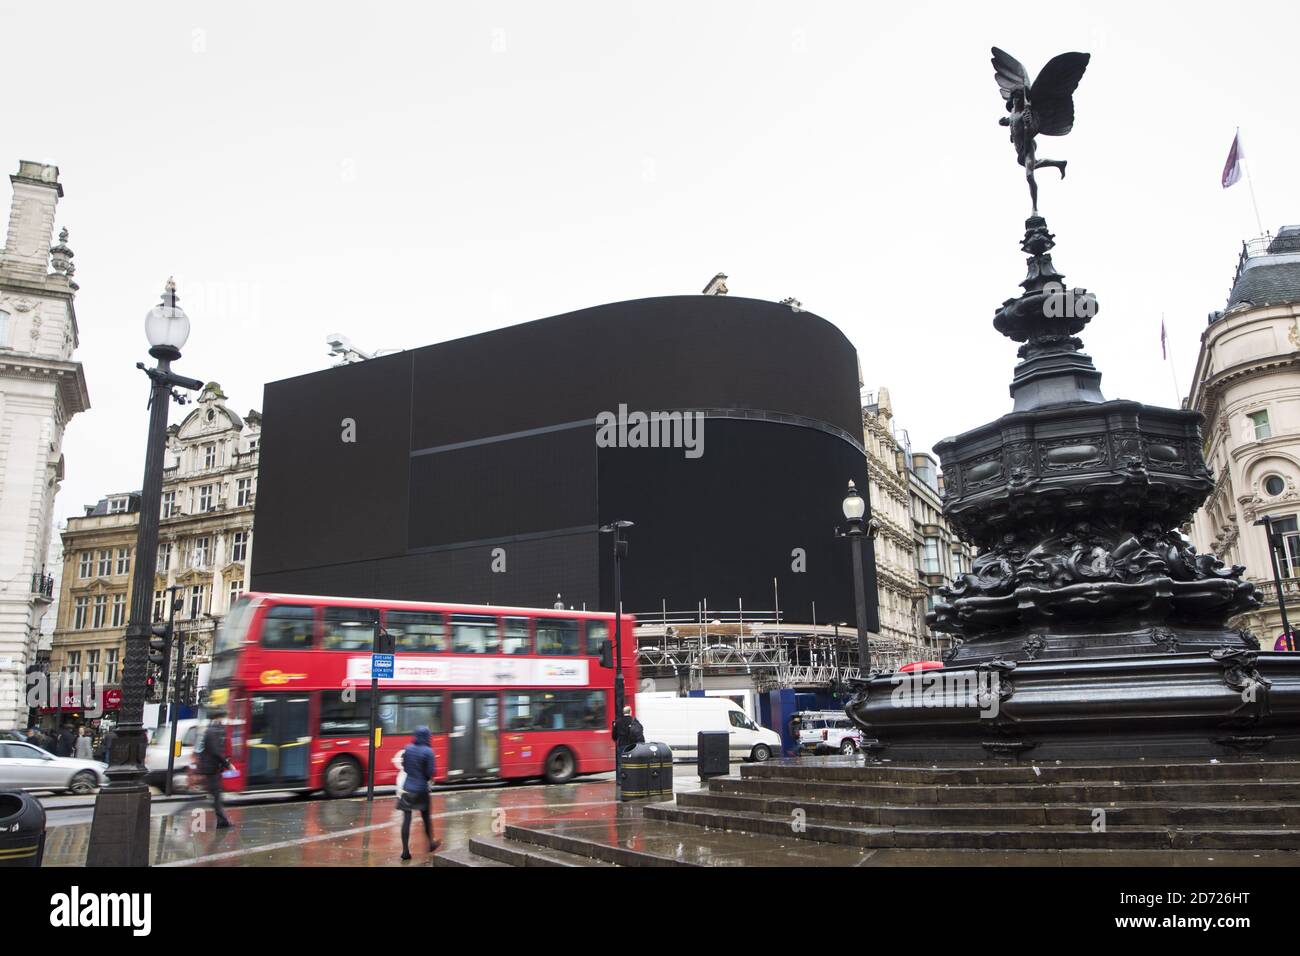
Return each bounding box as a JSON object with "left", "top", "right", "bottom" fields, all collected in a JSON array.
[
  {"left": 797, "top": 712, "right": 864, "bottom": 755},
  {"left": 0, "top": 740, "right": 108, "bottom": 794},
  {"left": 145, "top": 720, "right": 200, "bottom": 790}
]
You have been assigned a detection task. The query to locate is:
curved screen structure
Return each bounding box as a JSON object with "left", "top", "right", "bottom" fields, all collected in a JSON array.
[{"left": 252, "top": 295, "right": 878, "bottom": 627}]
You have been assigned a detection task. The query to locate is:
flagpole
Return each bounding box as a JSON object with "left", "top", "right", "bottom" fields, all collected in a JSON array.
[
  {"left": 1238, "top": 128, "right": 1266, "bottom": 237},
  {"left": 1163, "top": 313, "right": 1182, "bottom": 406},
  {"left": 1244, "top": 157, "right": 1266, "bottom": 238}
]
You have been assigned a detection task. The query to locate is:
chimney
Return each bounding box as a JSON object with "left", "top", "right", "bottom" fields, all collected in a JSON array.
[{"left": 3, "top": 160, "right": 63, "bottom": 279}]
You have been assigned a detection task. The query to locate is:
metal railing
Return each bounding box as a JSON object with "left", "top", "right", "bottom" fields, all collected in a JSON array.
[
  {"left": 1233, "top": 231, "right": 1300, "bottom": 286},
  {"left": 31, "top": 573, "right": 54, "bottom": 598}
]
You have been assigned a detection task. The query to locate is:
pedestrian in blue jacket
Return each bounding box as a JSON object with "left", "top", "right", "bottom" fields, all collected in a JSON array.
[{"left": 398, "top": 725, "right": 440, "bottom": 860}]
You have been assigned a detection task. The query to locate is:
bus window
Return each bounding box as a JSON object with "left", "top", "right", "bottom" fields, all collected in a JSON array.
[
  {"left": 501, "top": 616, "right": 530, "bottom": 655},
  {"left": 323, "top": 607, "right": 378, "bottom": 651},
  {"left": 529, "top": 689, "right": 606, "bottom": 730},
  {"left": 385, "top": 692, "right": 444, "bottom": 735},
  {"left": 536, "top": 618, "right": 580, "bottom": 655},
  {"left": 215, "top": 596, "right": 254, "bottom": 654},
  {"left": 260, "top": 605, "right": 315, "bottom": 650},
  {"left": 320, "top": 693, "right": 371, "bottom": 736},
  {"left": 586, "top": 621, "right": 608, "bottom": 656},
  {"left": 578, "top": 690, "right": 607, "bottom": 729},
  {"left": 451, "top": 614, "right": 499, "bottom": 654},
  {"left": 505, "top": 693, "right": 535, "bottom": 731},
  {"left": 386, "top": 610, "right": 447, "bottom": 653}
]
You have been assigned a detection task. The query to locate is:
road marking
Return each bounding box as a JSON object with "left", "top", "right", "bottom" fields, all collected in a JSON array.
[{"left": 158, "top": 799, "right": 616, "bottom": 867}]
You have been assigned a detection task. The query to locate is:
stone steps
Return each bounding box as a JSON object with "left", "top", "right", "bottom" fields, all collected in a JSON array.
[
  {"left": 450, "top": 757, "right": 1300, "bottom": 865},
  {"left": 466, "top": 835, "right": 618, "bottom": 867},
  {"left": 646, "top": 801, "right": 1300, "bottom": 850},
  {"left": 709, "top": 773, "right": 1300, "bottom": 805},
  {"left": 430, "top": 846, "right": 511, "bottom": 868},
  {"left": 501, "top": 816, "right": 882, "bottom": 866},
  {"left": 742, "top": 757, "right": 1297, "bottom": 786},
  {"left": 677, "top": 788, "right": 1300, "bottom": 828}
]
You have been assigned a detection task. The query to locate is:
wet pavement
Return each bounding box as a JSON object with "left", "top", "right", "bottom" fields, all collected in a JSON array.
[{"left": 41, "top": 769, "right": 707, "bottom": 867}]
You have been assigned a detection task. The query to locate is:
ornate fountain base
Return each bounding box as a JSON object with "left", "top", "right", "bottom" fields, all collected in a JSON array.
[{"left": 847, "top": 647, "right": 1300, "bottom": 761}]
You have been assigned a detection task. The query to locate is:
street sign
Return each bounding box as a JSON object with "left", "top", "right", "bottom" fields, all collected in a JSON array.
[{"left": 371, "top": 653, "right": 394, "bottom": 679}]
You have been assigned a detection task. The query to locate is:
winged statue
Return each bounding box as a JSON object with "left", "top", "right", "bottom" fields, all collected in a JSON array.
[{"left": 991, "top": 47, "right": 1090, "bottom": 215}]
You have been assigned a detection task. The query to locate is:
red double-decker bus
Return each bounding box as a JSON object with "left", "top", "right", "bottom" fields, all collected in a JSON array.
[{"left": 204, "top": 592, "right": 636, "bottom": 797}]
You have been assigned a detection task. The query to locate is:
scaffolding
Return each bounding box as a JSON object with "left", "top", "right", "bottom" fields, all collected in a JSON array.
[{"left": 632, "top": 604, "right": 933, "bottom": 692}]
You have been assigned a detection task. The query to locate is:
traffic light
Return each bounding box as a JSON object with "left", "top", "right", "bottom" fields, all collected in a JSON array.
[
  {"left": 598, "top": 640, "right": 613, "bottom": 669},
  {"left": 149, "top": 622, "right": 172, "bottom": 700},
  {"left": 149, "top": 622, "right": 173, "bottom": 669},
  {"left": 375, "top": 627, "right": 395, "bottom": 656}
]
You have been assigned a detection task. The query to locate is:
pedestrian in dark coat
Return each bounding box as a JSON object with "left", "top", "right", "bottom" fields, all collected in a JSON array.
[
  {"left": 397, "top": 725, "right": 439, "bottom": 860},
  {"left": 56, "top": 726, "right": 75, "bottom": 757},
  {"left": 98, "top": 726, "right": 117, "bottom": 764},
  {"left": 198, "top": 719, "right": 232, "bottom": 828},
  {"left": 612, "top": 705, "right": 644, "bottom": 753}
]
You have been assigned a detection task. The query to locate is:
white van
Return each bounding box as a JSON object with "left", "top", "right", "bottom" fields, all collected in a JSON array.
[
  {"left": 145, "top": 719, "right": 200, "bottom": 790},
  {"left": 635, "top": 695, "right": 781, "bottom": 762}
]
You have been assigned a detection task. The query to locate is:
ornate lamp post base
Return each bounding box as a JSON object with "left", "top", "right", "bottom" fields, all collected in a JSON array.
[{"left": 85, "top": 782, "right": 152, "bottom": 867}]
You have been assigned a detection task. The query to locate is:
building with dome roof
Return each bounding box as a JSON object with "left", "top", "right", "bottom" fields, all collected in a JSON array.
[{"left": 1188, "top": 225, "right": 1300, "bottom": 644}]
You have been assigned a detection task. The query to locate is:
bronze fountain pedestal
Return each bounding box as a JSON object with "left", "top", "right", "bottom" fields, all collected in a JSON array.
[{"left": 846, "top": 211, "right": 1300, "bottom": 760}]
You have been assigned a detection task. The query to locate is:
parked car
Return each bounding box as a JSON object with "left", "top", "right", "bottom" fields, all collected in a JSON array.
[
  {"left": 796, "top": 711, "right": 865, "bottom": 755},
  {"left": 0, "top": 740, "right": 108, "bottom": 794},
  {"left": 636, "top": 695, "right": 782, "bottom": 762},
  {"left": 145, "top": 719, "right": 200, "bottom": 791}
]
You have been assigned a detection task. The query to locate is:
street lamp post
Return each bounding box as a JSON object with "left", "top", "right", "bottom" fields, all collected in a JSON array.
[
  {"left": 86, "top": 280, "right": 203, "bottom": 867},
  {"left": 600, "top": 520, "right": 633, "bottom": 801},
  {"left": 835, "top": 479, "right": 878, "bottom": 675},
  {"left": 1255, "top": 514, "right": 1295, "bottom": 650}
]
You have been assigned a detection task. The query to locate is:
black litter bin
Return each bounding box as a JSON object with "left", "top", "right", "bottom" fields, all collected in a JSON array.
[
  {"left": 620, "top": 742, "right": 674, "bottom": 800},
  {"left": 0, "top": 790, "right": 46, "bottom": 867},
  {"left": 698, "top": 730, "right": 730, "bottom": 779}
]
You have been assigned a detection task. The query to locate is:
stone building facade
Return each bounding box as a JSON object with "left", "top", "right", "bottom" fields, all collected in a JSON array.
[
  {"left": 47, "top": 384, "right": 259, "bottom": 718},
  {"left": 1188, "top": 226, "right": 1300, "bottom": 644},
  {"left": 861, "top": 389, "right": 926, "bottom": 656},
  {"left": 908, "top": 450, "right": 975, "bottom": 654},
  {"left": 862, "top": 388, "right": 974, "bottom": 660},
  {"left": 0, "top": 161, "right": 89, "bottom": 729}
]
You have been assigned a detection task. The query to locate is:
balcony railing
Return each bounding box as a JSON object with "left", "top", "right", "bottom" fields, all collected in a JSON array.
[
  {"left": 31, "top": 573, "right": 54, "bottom": 598},
  {"left": 1253, "top": 578, "right": 1300, "bottom": 607}
]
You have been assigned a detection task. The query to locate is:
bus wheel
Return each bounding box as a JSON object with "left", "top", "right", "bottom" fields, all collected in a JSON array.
[
  {"left": 543, "top": 747, "right": 576, "bottom": 784},
  {"left": 751, "top": 744, "right": 772, "bottom": 762},
  {"left": 323, "top": 757, "right": 361, "bottom": 799}
]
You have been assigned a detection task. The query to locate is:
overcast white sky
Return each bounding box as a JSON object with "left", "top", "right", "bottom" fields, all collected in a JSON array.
[{"left": 4, "top": 0, "right": 1297, "bottom": 529}]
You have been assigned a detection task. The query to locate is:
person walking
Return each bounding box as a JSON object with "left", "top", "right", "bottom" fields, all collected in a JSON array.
[
  {"left": 198, "top": 718, "right": 232, "bottom": 829},
  {"left": 612, "top": 705, "right": 644, "bottom": 754},
  {"left": 788, "top": 714, "right": 803, "bottom": 758},
  {"left": 74, "top": 725, "right": 93, "bottom": 760},
  {"left": 397, "top": 725, "right": 439, "bottom": 861},
  {"left": 98, "top": 725, "right": 117, "bottom": 765},
  {"left": 56, "top": 724, "right": 75, "bottom": 757}
]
